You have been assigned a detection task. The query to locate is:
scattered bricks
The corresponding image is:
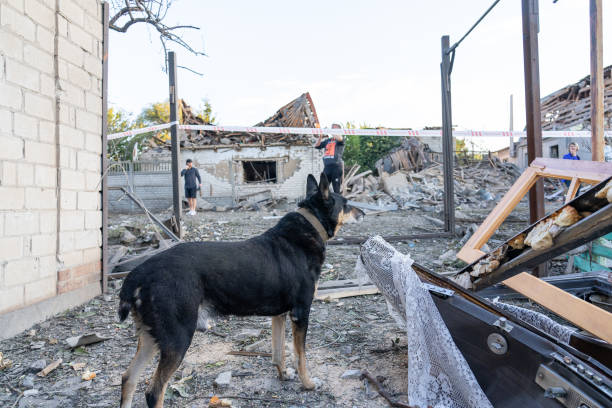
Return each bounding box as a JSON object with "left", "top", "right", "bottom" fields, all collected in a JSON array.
[
  {"left": 5, "top": 258, "right": 37, "bottom": 286},
  {"left": 14, "top": 112, "right": 38, "bottom": 139},
  {"left": 4, "top": 212, "right": 39, "bottom": 236},
  {"left": 24, "top": 44, "right": 54, "bottom": 74},
  {"left": 24, "top": 0, "right": 55, "bottom": 30},
  {"left": 59, "top": 211, "right": 84, "bottom": 231},
  {"left": 0, "top": 186, "right": 25, "bottom": 209},
  {"left": 17, "top": 163, "right": 35, "bottom": 186},
  {"left": 58, "top": 37, "right": 84, "bottom": 67},
  {"left": 25, "top": 92, "right": 54, "bottom": 120},
  {"left": 0, "top": 287, "right": 24, "bottom": 313},
  {"left": 1, "top": 4, "right": 36, "bottom": 41},
  {"left": 0, "top": 83, "right": 23, "bottom": 110},
  {"left": 25, "top": 141, "right": 55, "bottom": 165},
  {"left": 6, "top": 58, "right": 39, "bottom": 91},
  {"left": 25, "top": 276, "right": 56, "bottom": 304},
  {"left": 2, "top": 161, "right": 17, "bottom": 185},
  {"left": 35, "top": 165, "right": 57, "bottom": 188},
  {"left": 61, "top": 168, "right": 85, "bottom": 190},
  {"left": 61, "top": 190, "right": 77, "bottom": 210},
  {"left": 25, "top": 187, "right": 56, "bottom": 209},
  {"left": 77, "top": 191, "right": 99, "bottom": 210},
  {"left": 0, "top": 31, "right": 24, "bottom": 60},
  {"left": 0, "top": 237, "right": 23, "bottom": 261}
]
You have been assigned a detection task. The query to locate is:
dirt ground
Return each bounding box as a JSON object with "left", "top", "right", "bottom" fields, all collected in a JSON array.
[{"left": 0, "top": 196, "right": 568, "bottom": 408}]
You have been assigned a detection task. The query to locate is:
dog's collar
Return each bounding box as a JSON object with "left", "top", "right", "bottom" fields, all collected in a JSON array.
[{"left": 296, "top": 208, "right": 330, "bottom": 242}]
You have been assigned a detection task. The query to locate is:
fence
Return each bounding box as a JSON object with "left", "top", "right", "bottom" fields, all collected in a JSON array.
[{"left": 108, "top": 161, "right": 173, "bottom": 213}]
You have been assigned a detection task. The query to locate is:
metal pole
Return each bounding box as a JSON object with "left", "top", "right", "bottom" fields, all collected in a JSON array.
[
  {"left": 522, "top": 0, "right": 546, "bottom": 276},
  {"left": 441, "top": 35, "right": 455, "bottom": 234},
  {"left": 590, "top": 0, "right": 604, "bottom": 162},
  {"left": 168, "top": 51, "right": 182, "bottom": 237},
  {"left": 509, "top": 94, "right": 514, "bottom": 157},
  {"left": 101, "top": 2, "right": 109, "bottom": 293}
]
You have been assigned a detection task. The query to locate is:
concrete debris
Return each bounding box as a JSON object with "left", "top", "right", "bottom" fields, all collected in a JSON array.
[
  {"left": 213, "top": 371, "right": 232, "bottom": 387},
  {"left": 28, "top": 359, "right": 47, "bottom": 373},
  {"left": 341, "top": 369, "right": 362, "bottom": 379},
  {"left": 65, "top": 333, "right": 110, "bottom": 349}
]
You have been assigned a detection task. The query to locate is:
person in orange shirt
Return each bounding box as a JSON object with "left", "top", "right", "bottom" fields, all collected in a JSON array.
[{"left": 314, "top": 123, "right": 345, "bottom": 193}]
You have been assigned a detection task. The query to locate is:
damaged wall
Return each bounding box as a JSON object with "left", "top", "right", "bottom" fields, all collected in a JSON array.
[{"left": 0, "top": 0, "right": 104, "bottom": 338}]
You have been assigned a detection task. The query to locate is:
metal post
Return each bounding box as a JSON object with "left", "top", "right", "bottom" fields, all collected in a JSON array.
[
  {"left": 168, "top": 51, "right": 182, "bottom": 237},
  {"left": 522, "top": 0, "right": 546, "bottom": 276},
  {"left": 440, "top": 35, "right": 455, "bottom": 234},
  {"left": 101, "top": 2, "right": 109, "bottom": 293},
  {"left": 590, "top": 0, "right": 604, "bottom": 162}
]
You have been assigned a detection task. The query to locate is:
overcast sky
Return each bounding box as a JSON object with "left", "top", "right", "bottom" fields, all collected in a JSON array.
[{"left": 108, "top": 0, "right": 610, "bottom": 150}]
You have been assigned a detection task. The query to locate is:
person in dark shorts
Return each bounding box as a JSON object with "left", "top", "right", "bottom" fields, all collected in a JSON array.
[
  {"left": 314, "top": 123, "right": 345, "bottom": 193},
  {"left": 180, "top": 159, "right": 201, "bottom": 215}
]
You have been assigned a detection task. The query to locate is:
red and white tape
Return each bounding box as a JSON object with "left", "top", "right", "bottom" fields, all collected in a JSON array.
[{"left": 108, "top": 123, "right": 612, "bottom": 140}]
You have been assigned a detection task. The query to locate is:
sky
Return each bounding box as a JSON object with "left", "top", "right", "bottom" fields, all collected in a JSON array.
[{"left": 107, "top": 0, "right": 611, "bottom": 150}]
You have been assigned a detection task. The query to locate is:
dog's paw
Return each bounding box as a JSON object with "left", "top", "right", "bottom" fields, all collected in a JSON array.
[{"left": 283, "top": 367, "right": 296, "bottom": 381}]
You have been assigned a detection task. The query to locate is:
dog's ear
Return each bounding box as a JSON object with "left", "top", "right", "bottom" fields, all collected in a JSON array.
[
  {"left": 306, "top": 174, "right": 318, "bottom": 196},
  {"left": 319, "top": 172, "right": 330, "bottom": 200}
]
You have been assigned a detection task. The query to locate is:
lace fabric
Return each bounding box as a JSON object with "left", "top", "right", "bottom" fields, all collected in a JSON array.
[{"left": 356, "top": 235, "right": 492, "bottom": 408}]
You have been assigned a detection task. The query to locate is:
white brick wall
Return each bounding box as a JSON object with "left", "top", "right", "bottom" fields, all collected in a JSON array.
[{"left": 0, "top": 0, "right": 103, "bottom": 315}]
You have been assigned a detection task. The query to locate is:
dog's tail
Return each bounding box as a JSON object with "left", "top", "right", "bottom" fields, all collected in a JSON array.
[{"left": 118, "top": 273, "right": 140, "bottom": 322}]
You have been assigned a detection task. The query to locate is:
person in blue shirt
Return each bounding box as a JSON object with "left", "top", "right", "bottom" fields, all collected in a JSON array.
[
  {"left": 180, "top": 159, "right": 201, "bottom": 215},
  {"left": 562, "top": 142, "right": 580, "bottom": 193},
  {"left": 314, "top": 123, "right": 345, "bottom": 193}
]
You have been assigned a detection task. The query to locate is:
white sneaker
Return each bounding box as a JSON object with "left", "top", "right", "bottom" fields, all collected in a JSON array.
[{"left": 190, "top": 210, "right": 196, "bottom": 215}]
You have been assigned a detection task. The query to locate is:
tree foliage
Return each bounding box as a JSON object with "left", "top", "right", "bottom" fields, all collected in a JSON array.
[{"left": 342, "top": 122, "right": 402, "bottom": 174}]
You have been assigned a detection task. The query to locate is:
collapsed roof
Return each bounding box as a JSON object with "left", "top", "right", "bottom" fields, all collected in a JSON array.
[
  {"left": 541, "top": 65, "right": 612, "bottom": 131},
  {"left": 178, "top": 92, "right": 320, "bottom": 148}
]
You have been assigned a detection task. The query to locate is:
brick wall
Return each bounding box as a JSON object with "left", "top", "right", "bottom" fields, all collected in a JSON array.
[{"left": 0, "top": 0, "right": 103, "bottom": 314}]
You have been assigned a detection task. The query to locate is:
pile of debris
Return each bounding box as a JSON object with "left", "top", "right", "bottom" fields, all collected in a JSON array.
[
  {"left": 175, "top": 93, "right": 320, "bottom": 148},
  {"left": 374, "top": 137, "right": 433, "bottom": 174}
]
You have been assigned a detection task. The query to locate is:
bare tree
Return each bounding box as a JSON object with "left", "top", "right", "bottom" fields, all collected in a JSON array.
[{"left": 109, "top": 0, "right": 205, "bottom": 69}]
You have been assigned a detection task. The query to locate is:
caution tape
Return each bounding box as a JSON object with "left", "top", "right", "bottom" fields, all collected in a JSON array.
[
  {"left": 107, "top": 122, "right": 612, "bottom": 140},
  {"left": 107, "top": 121, "right": 179, "bottom": 141}
]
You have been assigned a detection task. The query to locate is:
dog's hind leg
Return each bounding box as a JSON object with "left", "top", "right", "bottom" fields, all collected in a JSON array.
[
  {"left": 120, "top": 332, "right": 157, "bottom": 408},
  {"left": 290, "top": 309, "right": 315, "bottom": 390},
  {"left": 271, "top": 313, "right": 287, "bottom": 379},
  {"left": 145, "top": 337, "right": 191, "bottom": 408}
]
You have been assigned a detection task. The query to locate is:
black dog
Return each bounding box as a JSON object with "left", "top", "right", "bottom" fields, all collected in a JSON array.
[{"left": 118, "top": 173, "right": 363, "bottom": 408}]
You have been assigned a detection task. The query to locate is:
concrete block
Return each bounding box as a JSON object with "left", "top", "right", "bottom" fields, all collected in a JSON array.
[
  {"left": 6, "top": 55, "right": 39, "bottom": 91},
  {"left": 75, "top": 109, "right": 98, "bottom": 133},
  {"left": 14, "top": 112, "right": 38, "bottom": 140},
  {"left": 58, "top": 79, "right": 85, "bottom": 108},
  {"left": 39, "top": 210, "right": 57, "bottom": 233},
  {"left": 24, "top": 187, "right": 56, "bottom": 209},
  {"left": 24, "top": 276, "right": 56, "bottom": 304},
  {"left": 36, "top": 25, "right": 54, "bottom": 50},
  {"left": 5, "top": 0, "right": 24, "bottom": 12},
  {"left": 84, "top": 210, "right": 101, "bottom": 229},
  {"left": 77, "top": 191, "right": 99, "bottom": 210},
  {"left": 0, "top": 31, "right": 24, "bottom": 60},
  {"left": 35, "top": 165, "right": 56, "bottom": 188},
  {"left": 59, "top": 210, "right": 83, "bottom": 231},
  {"left": 59, "top": 248, "right": 82, "bottom": 267},
  {"left": 84, "top": 170, "right": 100, "bottom": 190},
  {"left": 39, "top": 120, "right": 55, "bottom": 143},
  {"left": 24, "top": 0, "right": 54, "bottom": 29},
  {"left": 83, "top": 53, "right": 102, "bottom": 78},
  {"left": 85, "top": 91, "right": 101, "bottom": 115},
  {"left": 77, "top": 150, "right": 100, "bottom": 172},
  {"left": 68, "top": 64, "right": 91, "bottom": 90},
  {"left": 60, "top": 168, "right": 85, "bottom": 190},
  {"left": 58, "top": 37, "right": 83, "bottom": 67},
  {"left": 82, "top": 246, "right": 100, "bottom": 264},
  {"left": 38, "top": 254, "right": 57, "bottom": 278},
  {"left": 0, "top": 110, "right": 11, "bottom": 134},
  {"left": 84, "top": 132, "right": 101, "bottom": 154},
  {"left": 59, "top": 102, "right": 76, "bottom": 126},
  {"left": 74, "top": 229, "right": 100, "bottom": 250},
  {"left": 5, "top": 258, "right": 37, "bottom": 286},
  {"left": 0, "top": 213, "right": 3, "bottom": 235},
  {"left": 0, "top": 136, "right": 23, "bottom": 160},
  {"left": 0, "top": 83, "right": 23, "bottom": 110},
  {"left": 1, "top": 4, "right": 36, "bottom": 41},
  {"left": 58, "top": 231, "right": 75, "bottom": 253},
  {"left": 68, "top": 22, "right": 93, "bottom": 52},
  {"left": 58, "top": 0, "right": 84, "bottom": 27},
  {"left": 59, "top": 124, "right": 84, "bottom": 148},
  {"left": 24, "top": 93, "right": 54, "bottom": 121},
  {"left": 57, "top": 14, "right": 68, "bottom": 37},
  {"left": 83, "top": 12, "right": 102, "bottom": 40},
  {"left": 0, "top": 237, "right": 23, "bottom": 260},
  {"left": 24, "top": 44, "right": 54, "bottom": 74},
  {"left": 40, "top": 74, "right": 55, "bottom": 98},
  {"left": 25, "top": 141, "right": 55, "bottom": 165},
  {"left": 60, "top": 190, "right": 77, "bottom": 209},
  {"left": 2, "top": 161, "right": 17, "bottom": 185},
  {"left": 31, "top": 233, "right": 56, "bottom": 256},
  {"left": 0, "top": 186, "right": 25, "bottom": 209},
  {"left": 17, "top": 162, "right": 34, "bottom": 186},
  {"left": 0, "top": 287, "right": 24, "bottom": 314},
  {"left": 60, "top": 146, "right": 77, "bottom": 169}
]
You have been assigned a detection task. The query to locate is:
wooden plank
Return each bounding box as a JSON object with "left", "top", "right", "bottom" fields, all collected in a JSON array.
[
  {"left": 564, "top": 177, "right": 580, "bottom": 203},
  {"left": 315, "top": 286, "right": 379, "bottom": 300},
  {"left": 456, "top": 247, "right": 486, "bottom": 264},
  {"left": 503, "top": 272, "right": 612, "bottom": 343},
  {"left": 532, "top": 158, "right": 612, "bottom": 183}
]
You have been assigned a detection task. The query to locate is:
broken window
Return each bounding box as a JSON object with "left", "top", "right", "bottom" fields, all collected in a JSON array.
[
  {"left": 242, "top": 161, "right": 277, "bottom": 183},
  {"left": 550, "top": 145, "right": 559, "bottom": 158}
]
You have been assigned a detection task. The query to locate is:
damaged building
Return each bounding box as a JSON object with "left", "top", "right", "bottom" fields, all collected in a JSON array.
[{"left": 111, "top": 93, "right": 325, "bottom": 211}]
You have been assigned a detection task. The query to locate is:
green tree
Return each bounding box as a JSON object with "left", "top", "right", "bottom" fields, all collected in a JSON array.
[
  {"left": 107, "top": 107, "right": 146, "bottom": 161},
  {"left": 341, "top": 122, "right": 402, "bottom": 174}
]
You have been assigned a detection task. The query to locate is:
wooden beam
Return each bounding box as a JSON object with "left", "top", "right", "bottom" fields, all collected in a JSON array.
[
  {"left": 315, "top": 286, "right": 379, "bottom": 301},
  {"left": 504, "top": 272, "right": 612, "bottom": 344},
  {"left": 590, "top": 0, "right": 604, "bottom": 162},
  {"left": 532, "top": 158, "right": 612, "bottom": 183},
  {"left": 565, "top": 177, "right": 579, "bottom": 203}
]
